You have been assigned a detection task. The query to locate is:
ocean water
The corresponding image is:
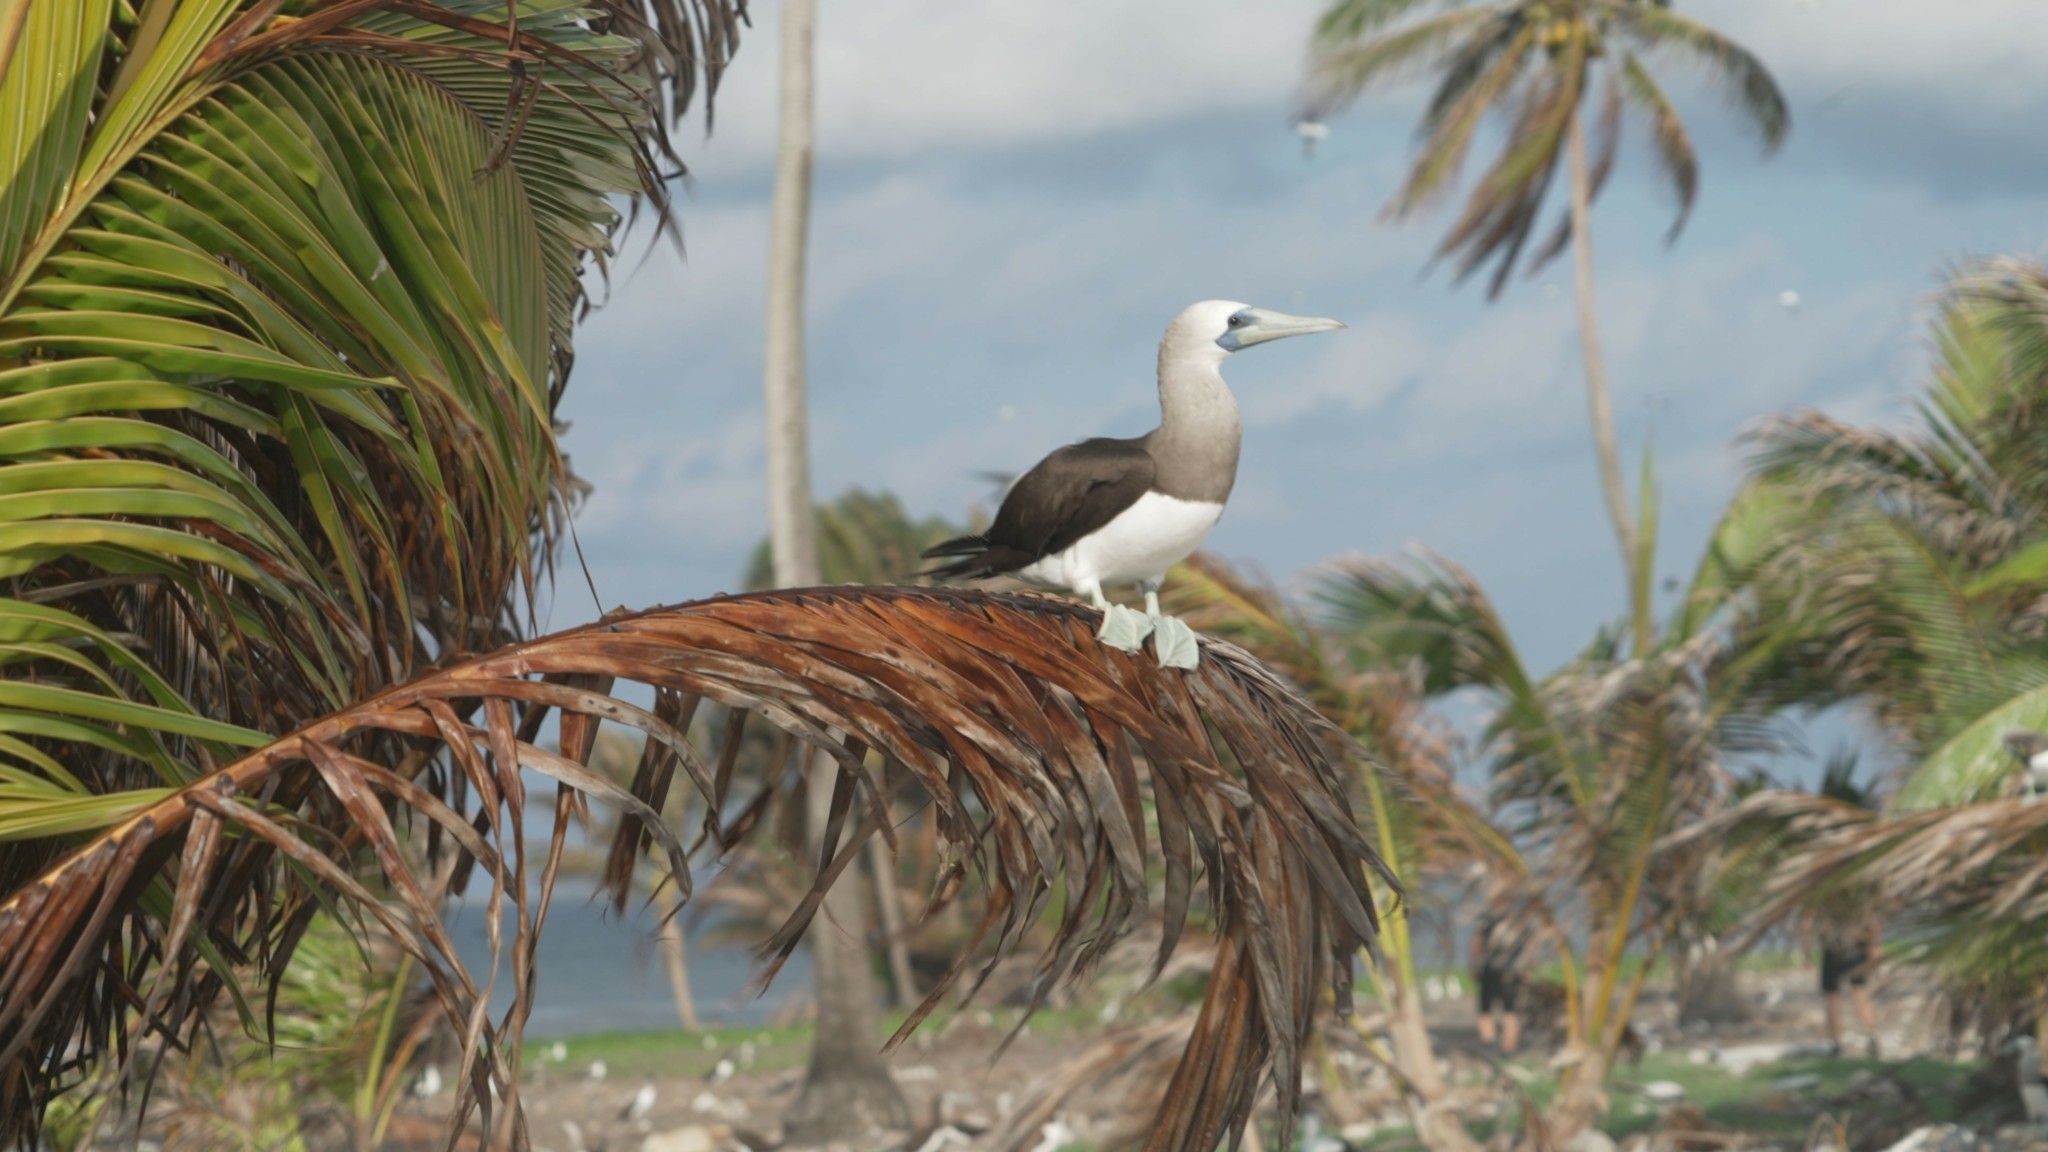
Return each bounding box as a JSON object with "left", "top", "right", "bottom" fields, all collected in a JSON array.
[{"left": 445, "top": 890, "right": 813, "bottom": 1038}]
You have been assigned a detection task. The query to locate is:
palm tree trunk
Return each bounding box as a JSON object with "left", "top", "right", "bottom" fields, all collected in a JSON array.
[
  {"left": 1566, "top": 111, "right": 1646, "bottom": 652},
  {"left": 785, "top": 746, "right": 911, "bottom": 1140},
  {"left": 763, "top": 0, "right": 818, "bottom": 595},
  {"left": 761, "top": 0, "right": 907, "bottom": 1139},
  {"left": 653, "top": 882, "right": 701, "bottom": 1031},
  {"left": 868, "top": 833, "right": 919, "bottom": 1008},
  {"left": 1389, "top": 981, "right": 1481, "bottom": 1152}
]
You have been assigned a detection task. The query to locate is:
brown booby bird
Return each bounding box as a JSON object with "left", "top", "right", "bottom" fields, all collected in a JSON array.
[{"left": 924, "top": 300, "right": 1344, "bottom": 667}]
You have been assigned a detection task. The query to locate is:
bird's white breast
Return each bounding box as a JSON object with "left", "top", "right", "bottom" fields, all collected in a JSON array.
[{"left": 1019, "top": 491, "right": 1224, "bottom": 592}]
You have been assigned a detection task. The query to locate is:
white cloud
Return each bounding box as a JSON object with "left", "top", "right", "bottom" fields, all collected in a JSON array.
[
  {"left": 571, "top": 409, "right": 766, "bottom": 553},
  {"left": 1703, "top": 0, "right": 2048, "bottom": 112},
  {"left": 676, "top": 0, "right": 2048, "bottom": 181},
  {"left": 691, "top": 0, "right": 1331, "bottom": 167}
]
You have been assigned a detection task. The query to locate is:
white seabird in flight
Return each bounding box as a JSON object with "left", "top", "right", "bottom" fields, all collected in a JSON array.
[{"left": 924, "top": 300, "right": 1344, "bottom": 667}]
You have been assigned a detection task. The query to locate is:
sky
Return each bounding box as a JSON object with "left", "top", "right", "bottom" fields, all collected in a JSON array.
[{"left": 545, "top": 0, "right": 2048, "bottom": 759}]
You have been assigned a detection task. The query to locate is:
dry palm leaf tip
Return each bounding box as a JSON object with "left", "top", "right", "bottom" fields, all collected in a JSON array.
[{"left": 0, "top": 586, "right": 1390, "bottom": 1152}]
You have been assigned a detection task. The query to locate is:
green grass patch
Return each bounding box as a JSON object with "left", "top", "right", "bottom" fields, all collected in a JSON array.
[
  {"left": 1349, "top": 1051, "right": 1974, "bottom": 1149},
  {"left": 524, "top": 1003, "right": 1106, "bottom": 1079}
]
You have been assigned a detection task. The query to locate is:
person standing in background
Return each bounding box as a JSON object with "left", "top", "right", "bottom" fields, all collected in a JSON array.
[
  {"left": 1472, "top": 894, "right": 1527, "bottom": 1056},
  {"left": 1820, "top": 913, "right": 1881, "bottom": 1058}
]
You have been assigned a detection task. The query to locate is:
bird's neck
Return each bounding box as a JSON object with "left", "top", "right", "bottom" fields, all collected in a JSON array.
[{"left": 1148, "top": 348, "right": 1240, "bottom": 503}]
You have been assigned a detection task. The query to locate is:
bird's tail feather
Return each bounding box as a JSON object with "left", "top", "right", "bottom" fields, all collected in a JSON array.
[
  {"left": 920, "top": 534, "right": 1038, "bottom": 581},
  {"left": 920, "top": 533, "right": 991, "bottom": 580},
  {"left": 921, "top": 533, "right": 988, "bottom": 560}
]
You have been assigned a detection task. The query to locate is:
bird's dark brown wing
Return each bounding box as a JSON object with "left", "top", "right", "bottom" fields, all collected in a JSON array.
[{"left": 987, "top": 436, "right": 1155, "bottom": 560}]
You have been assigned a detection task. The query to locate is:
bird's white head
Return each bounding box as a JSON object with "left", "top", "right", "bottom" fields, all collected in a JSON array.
[{"left": 1164, "top": 300, "right": 1346, "bottom": 369}]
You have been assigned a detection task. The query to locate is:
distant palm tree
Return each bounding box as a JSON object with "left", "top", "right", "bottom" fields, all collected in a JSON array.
[
  {"left": 744, "top": 488, "right": 961, "bottom": 592},
  {"left": 753, "top": 0, "right": 913, "bottom": 1132},
  {"left": 1710, "top": 259, "right": 2048, "bottom": 1072},
  {"left": 1317, "top": 489, "right": 1791, "bottom": 1138},
  {"left": 1726, "top": 259, "right": 2048, "bottom": 804},
  {"left": 1306, "top": 0, "right": 1788, "bottom": 650}
]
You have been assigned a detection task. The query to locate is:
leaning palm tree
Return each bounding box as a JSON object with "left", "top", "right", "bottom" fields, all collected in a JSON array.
[
  {"left": 1304, "top": 0, "right": 1787, "bottom": 649},
  {"left": 1317, "top": 484, "right": 1793, "bottom": 1139}
]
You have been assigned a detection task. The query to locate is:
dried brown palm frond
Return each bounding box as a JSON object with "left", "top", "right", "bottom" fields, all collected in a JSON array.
[
  {"left": 984, "top": 1015, "right": 1196, "bottom": 1152},
  {"left": 0, "top": 587, "right": 1387, "bottom": 1152},
  {"left": 1714, "top": 787, "right": 2048, "bottom": 1055},
  {"left": 1170, "top": 553, "right": 1519, "bottom": 884},
  {"left": 1724, "top": 789, "right": 2048, "bottom": 936}
]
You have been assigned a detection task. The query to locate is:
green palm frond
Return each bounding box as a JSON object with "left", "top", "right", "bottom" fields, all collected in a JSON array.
[
  {"left": 1313, "top": 0, "right": 1461, "bottom": 43},
  {"left": 744, "top": 488, "right": 964, "bottom": 590},
  {"left": 1305, "top": 7, "right": 1499, "bottom": 113},
  {"left": 1308, "top": 0, "right": 1786, "bottom": 290},
  {"left": 1616, "top": 51, "right": 1698, "bottom": 240},
  {"left": 1895, "top": 682, "right": 2048, "bottom": 809},
  {"left": 0, "top": 0, "right": 742, "bottom": 862},
  {"left": 1606, "top": 2, "right": 1789, "bottom": 151},
  {"left": 1313, "top": 551, "right": 1597, "bottom": 807},
  {"left": 1392, "top": 23, "right": 1537, "bottom": 218}
]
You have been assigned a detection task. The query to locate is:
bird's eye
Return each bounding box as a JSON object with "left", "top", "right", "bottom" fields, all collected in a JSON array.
[{"left": 1228, "top": 314, "right": 1246, "bottom": 328}]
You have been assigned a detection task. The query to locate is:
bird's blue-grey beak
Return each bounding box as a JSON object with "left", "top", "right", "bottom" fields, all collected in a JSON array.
[{"left": 1219, "top": 307, "right": 1346, "bottom": 351}]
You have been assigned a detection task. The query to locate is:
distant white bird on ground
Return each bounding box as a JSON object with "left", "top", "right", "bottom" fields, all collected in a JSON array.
[
  {"left": 411, "top": 1064, "right": 443, "bottom": 1098},
  {"left": 708, "top": 1057, "right": 735, "bottom": 1083},
  {"left": 586, "top": 1059, "right": 608, "bottom": 1082},
  {"left": 2004, "top": 731, "right": 2048, "bottom": 801},
  {"left": 915, "top": 1126, "right": 975, "bottom": 1152},
  {"left": 548, "top": 1041, "right": 567, "bottom": 1062},
  {"left": 621, "top": 1079, "right": 657, "bottom": 1123},
  {"left": 1028, "top": 1117, "right": 1076, "bottom": 1152},
  {"left": 2016, "top": 1035, "right": 2048, "bottom": 1121},
  {"left": 736, "top": 1040, "right": 756, "bottom": 1069},
  {"left": 1643, "top": 1081, "right": 1686, "bottom": 1103}
]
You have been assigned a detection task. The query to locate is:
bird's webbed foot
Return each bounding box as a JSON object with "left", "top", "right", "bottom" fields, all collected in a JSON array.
[
  {"left": 1150, "top": 615, "right": 1200, "bottom": 669},
  {"left": 1096, "top": 603, "right": 1156, "bottom": 653},
  {"left": 1135, "top": 584, "right": 1200, "bottom": 667}
]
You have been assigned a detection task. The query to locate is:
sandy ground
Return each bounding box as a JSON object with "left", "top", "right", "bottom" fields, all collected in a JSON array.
[{"left": 367, "top": 964, "right": 2028, "bottom": 1152}]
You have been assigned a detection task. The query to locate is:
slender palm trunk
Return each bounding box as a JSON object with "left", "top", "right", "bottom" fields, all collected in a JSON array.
[
  {"left": 762, "top": 0, "right": 818, "bottom": 595},
  {"left": 1389, "top": 981, "right": 1481, "bottom": 1152},
  {"left": 785, "top": 748, "right": 910, "bottom": 1139},
  {"left": 761, "top": 0, "right": 906, "bottom": 1138},
  {"left": 1360, "top": 770, "right": 1477, "bottom": 1152},
  {"left": 653, "top": 883, "right": 700, "bottom": 1030},
  {"left": 868, "top": 833, "right": 919, "bottom": 1008},
  {"left": 1566, "top": 112, "right": 1646, "bottom": 653}
]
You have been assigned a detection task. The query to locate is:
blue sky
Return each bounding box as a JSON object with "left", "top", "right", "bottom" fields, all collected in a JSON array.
[{"left": 545, "top": 0, "right": 2048, "bottom": 716}]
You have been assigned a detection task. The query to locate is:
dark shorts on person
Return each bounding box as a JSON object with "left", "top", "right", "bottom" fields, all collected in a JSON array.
[
  {"left": 1820, "top": 947, "right": 1869, "bottom": 994},
  {"left": 1477, "top": 964, "right": 1521, "bottom": 1014}
]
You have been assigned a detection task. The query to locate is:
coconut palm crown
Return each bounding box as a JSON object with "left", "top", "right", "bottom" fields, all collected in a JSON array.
[{"left": 1305, "top": 0, "right": 1788, "bottom": 297}]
